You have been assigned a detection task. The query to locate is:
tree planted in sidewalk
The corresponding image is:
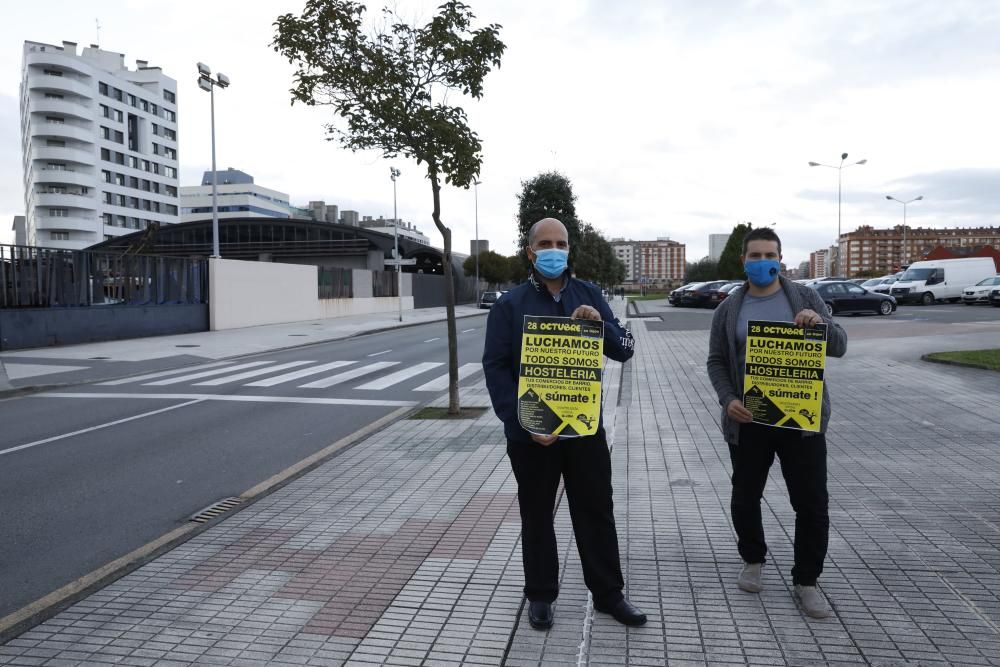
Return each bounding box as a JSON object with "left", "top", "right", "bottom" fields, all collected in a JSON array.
[
  {"left": 516, "top": 172, "right": 581, "bottom": 270},
  {"left": 717, "top": 222, "right": 754, "bottom": 279},
  {"left": 463, "top": 250, "right": 510, "bottom": 288},
  {"left": 273, "top": 0, "right": 505, "bottom": 414}
]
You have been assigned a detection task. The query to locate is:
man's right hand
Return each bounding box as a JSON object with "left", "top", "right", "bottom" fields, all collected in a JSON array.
[
  {"left": 727, "top": 399, "right": 754, "bottom": 424},
  {"left": 531, "top": 433, "right": 559, "bottom": 446}
]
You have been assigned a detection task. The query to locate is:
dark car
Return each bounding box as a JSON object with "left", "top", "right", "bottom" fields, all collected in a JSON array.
[
  {"left": 669, "top": 282, "right": 702, "bottom": 306},
  {"left": 478, "top": 291, "right": 502, "bottom": 309},
  {"left": 680, "top": 280, "right": 734, "bottom": 307},
  {"left": 810, "top": 281, "right": 896, "bottom": 316},
  {"left": 701, "top": 280, "right": 743, "bottom": 308},
  {"left": 991, "top": 287, "right": 1000, "bottom": 308}
]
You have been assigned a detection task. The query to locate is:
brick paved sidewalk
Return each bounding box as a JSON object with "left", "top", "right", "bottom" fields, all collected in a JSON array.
[{"left": 4, "top": 314, "right": 1000, "bottom": 666}]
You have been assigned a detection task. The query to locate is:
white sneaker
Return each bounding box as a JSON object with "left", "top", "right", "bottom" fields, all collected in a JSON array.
[
  {"left": 737, "top": 562, "right": 763, "bottom": 593},
  {"left": 795, "top": 585, "right": 832, "bottom": 618}
]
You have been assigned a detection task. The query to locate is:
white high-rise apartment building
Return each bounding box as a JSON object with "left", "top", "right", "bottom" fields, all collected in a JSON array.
[
  {"left": 20, "top": 40, "right": 180, "bottom": 250},
  {"left": 708, "top": 233, "right": 730, "bottom": 261}
]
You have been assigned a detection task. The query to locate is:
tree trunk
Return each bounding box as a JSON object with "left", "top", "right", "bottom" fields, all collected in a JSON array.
[{"left": 428, "top": 168, "right": 460, "bottom": 415}]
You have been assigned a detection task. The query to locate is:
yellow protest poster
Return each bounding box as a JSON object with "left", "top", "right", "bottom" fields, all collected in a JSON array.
[
  {"left": 517, "top": 315, "right": 604, "bottom": 437},
  {"left": 743, "top": 320, "right": 827, "bottom": 432}
]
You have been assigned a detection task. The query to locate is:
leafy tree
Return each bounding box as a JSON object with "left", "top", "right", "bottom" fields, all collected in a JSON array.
[
  {"left": 573, "top": 223, "right": 626, "bottom": 288},
  {"left": 515, "top": 172, "right": 582, "bottom": 270},
  {"left": 273, "top": 0, "right": 504, "bottom": 414},
  {"left": 686, "top": 258, "right": 719, "bottom": 282},
  {"left": 463, "top": 250, "right": 509, "bottom": 287},
  {"left": 505, "top": 254, "right": 526, "bottom": 284},
  {"left": 717, "top": 222, "right": 754, "bottom": 279}
]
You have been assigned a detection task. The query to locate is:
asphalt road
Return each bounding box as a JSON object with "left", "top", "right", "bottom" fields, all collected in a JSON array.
[{"left": 0, "top": 320, "right": 489, "bottom": 620}]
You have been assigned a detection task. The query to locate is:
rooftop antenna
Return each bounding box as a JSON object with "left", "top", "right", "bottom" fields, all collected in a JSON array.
[{"left": 95, "top": 18, "right": 102, "bottom": 44}]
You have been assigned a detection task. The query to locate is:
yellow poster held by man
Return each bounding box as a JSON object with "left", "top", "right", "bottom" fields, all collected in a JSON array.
[
  {"left": 517, "top": 315, "right": 603, "bottom": 437},
  {"left": 743, "top": 320, "right": 827, "bottom": 432}
]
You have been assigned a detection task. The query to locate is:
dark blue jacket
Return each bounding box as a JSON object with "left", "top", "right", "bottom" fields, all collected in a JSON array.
[{"left": 482, "top": 273, "right": 635, "bottom": 443}]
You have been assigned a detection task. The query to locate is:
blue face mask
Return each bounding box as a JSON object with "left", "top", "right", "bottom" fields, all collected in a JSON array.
[
  {"left": 744, "top": 259, "right": 781, "bottom": 287},
  {"left": 533, "top": 248, "right": 569, "bottom": 279}
]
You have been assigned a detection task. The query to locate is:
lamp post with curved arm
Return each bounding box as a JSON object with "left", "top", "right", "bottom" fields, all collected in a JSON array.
[
  {"left": 809, "top": 153, "right": 867, "bottom": 275},
  {"left": 886, "top": 195, "right": 923, "bottom": 268}
]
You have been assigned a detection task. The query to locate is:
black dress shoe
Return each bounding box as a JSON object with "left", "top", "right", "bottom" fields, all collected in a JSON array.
[
  {"left": 528, "top": 600, "right": 553, "bottom": 629},
  {"left": 595, "top": 598, "right": 647, "bottom": 626}
]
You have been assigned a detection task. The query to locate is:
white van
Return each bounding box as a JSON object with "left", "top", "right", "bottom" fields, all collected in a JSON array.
[{"left": 890, "top": 257, "right": 997, "bottom": 305}]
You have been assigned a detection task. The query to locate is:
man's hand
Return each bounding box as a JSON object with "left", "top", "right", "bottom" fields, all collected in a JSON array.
[
  {"left": 727, "top": 399, "right": 754, "bottom": 424},
  {"left": 570, "top": 305, "right": 602, "bottom": 321},
  {"left": 531, "top": 433, "right": 559, "bottom": 446},
  {"left": 794, "top": 309, "right": 823, "bottom": 327}
]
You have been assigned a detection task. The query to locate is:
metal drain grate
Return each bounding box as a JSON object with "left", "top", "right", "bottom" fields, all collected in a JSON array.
[{"left": 189, "top": 497, "right": 243, "bottom": 523}]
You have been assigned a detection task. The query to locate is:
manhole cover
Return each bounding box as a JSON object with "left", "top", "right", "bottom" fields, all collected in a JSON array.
[{"left": 175, "top": 344, "right": 200, "bottom": 348}]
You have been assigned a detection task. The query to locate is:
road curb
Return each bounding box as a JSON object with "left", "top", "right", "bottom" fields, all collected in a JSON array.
[
  {"left": 0, "top": 310, "right": 487, "bottom": 399},
  {"left": 920, "top": 354, "right": 999, "bottom": 372},
  {"left": 0, "top": 404, "right": 416, "bottom": 645}
]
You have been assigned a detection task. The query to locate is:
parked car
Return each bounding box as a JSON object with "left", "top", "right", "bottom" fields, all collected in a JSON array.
[
  {"left": 991, "top": 287, "right": 1000, "bottom": 307},
  {"left": 869, "top": 275, "right": 901, "bottom": 295},
  {"left": 716, "top": 281, "right": 743, "bottom": 302},
  {"left": 962, "top": 276, "right": 1000, "bottom": 304},
  {"left": 810, "top": 281, "right": 897, "bottom": 316},
  {"left": 669, "top": 282, "right": 703, "bottom": 306},
  {"left": 478, "top": 291, "right": 502, "bottom": 309},
  {"left": 891, "top": 257, "right": 996, "bottom": 305},
  {"left": 680, "top": 280, "right": 736, "bottom": 307}
]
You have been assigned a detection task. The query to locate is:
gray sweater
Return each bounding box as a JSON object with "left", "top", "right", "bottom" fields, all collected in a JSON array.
[{"left": 706, "top": 277, "right": 848, "bottom": 445}]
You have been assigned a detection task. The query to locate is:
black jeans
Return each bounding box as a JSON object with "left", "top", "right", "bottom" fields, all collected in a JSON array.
[
  {"left": 728, "top": 422, "right": 829, "bottom": 586},
  {"left": 506, "top": 430, "right": 625, "bottom": 606}
]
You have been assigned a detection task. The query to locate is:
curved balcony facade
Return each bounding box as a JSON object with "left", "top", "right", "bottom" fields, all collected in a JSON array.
[
  {"left": 26, "top": 98, "right": 91, "bottom": 121},
  {"left": 29, "top": 120, "right": 94, "bottom": 144},
  {"left": 34, "top": 215, "right": 98, "bottom": 234},
  {"left": 30, "top": 145, "right": 96, "bottom": 167},
  {"left": 32, "top": 192, "right": 97, "bottom": 210},
  {"left": 25, "top": 72, "right": 94, "bottom": 99}
]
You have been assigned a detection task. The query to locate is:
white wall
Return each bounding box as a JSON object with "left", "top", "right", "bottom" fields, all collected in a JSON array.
[{"left": 209, "top": 258, "right": 415, "bottom": 330}]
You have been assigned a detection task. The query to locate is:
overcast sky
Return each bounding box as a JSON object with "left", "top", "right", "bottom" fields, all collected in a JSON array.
[{"left": 4, "top": 0, "right": 1000, "bottom": 266}]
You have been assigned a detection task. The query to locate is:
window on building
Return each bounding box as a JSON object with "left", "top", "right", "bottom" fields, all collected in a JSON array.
[
  {"left": 164, "top": 166, "right": 176, "bottom": 178},
  {"left": 44, "top": 93, "right": 64, "bottom": 99},
  {"left": 115, "top": 173, "right": 125, "bottom": 186},
  {"left": 128, "top": 156, "right": 138, "bottom": 169},
  {"left": 113, "top": 88, "right": 123, "bottom": 101},
  {"left": 99, "top": 82, "right": 109, "bottom": 96},
  {"left": 164, "top": 90, "right": 176, "bottom": 103},
  {"left": 101, "top": 170, "right": 111, "bottom": 183},
  {"left": 100, "top": 147, "right": 111, "bottom": 161},
  {"left": 45, "top": 139, "right": 66, "bottom": 147},
  {"left": 45, "top": 116, "right": 64, "bottom": 124},
  {"left": 164, "top": 203, "right": 178, "bottom": 215},
  {"left": 115, "top": 109, "right": 123, "bottom": 122},
  {"left": 141, "top": 179, "right": 151, "bottom": 191},
  {"left": 163, "top": 128, "right": 176, "bottom": 141},
  {"left": 115, "top": 152, "right": 125, "bottom": 165},
  {"left": 151, "top": 123, "right": 159, "bottom": 136},
  {"left": 101, "top": 126, "right": 111, "bottom": 140},
  {"left": 128, "top": 94, "right": 137, "bottom": 107},
  {"left": 42, "top": 68, "right": 63, "bottom": 76},
  {"left": 116, "top": 194, "right": 126, "bottom": 207},
  {"left": 46, "top": 162, "right": 67, "bottom": 171},
  {"left": 127, "top": 114, "right": 138, "bottom": 151},
  {"left": 129, "top": 176, "right": 139, "bottom": 189},
  {"left": 49, "top": 208, "right": 68, "bottom": 217},
  {"left": 151, "top": 143, "right": 160, "bottom": 155},
  {"left": 103, "top": 213, "right": 113, "bottom": 226},
  {"left": 103, "top": 191, "right": 113, "bottom": 204},
  {"left": 115, "top": 215, "right": 126, "bottom": 227},
  {"left": 51, "top": 231, "right": 69, "bottom": 240}
]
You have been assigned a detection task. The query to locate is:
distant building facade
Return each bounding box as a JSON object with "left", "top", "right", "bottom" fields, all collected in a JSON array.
[
  {"left": 470, "top": 239, "right": 489, "bottom": 255},
  {"left": 809, "top": 248, "right": 830, "bottom": 279},
  {"left": 611, "top": 237, "right": 686, "bottom": 285},
  {"left": 840, "top": 225, "right": 1000, "bottom": 276},
  {"left": 180, "top": 169, "right": 291, "bottom": 222},
  {"left": 708, "top": 233, "right": 730, "bottom": 261},
  {"left": 20, "top": 40, "right": 180, "bottom": 249}
]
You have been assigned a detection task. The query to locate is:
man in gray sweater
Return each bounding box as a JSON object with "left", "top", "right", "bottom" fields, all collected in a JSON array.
[{"left": 706, "top": 227, "right": 847, "bottom": 618}]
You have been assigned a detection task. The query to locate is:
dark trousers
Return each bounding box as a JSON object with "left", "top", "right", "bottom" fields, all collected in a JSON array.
[
  {"left": 728, "top": 422, "right": 829, "bottom": 586},
  {"left": 506, "top": 430, "right": 625, "bottom": 606}
]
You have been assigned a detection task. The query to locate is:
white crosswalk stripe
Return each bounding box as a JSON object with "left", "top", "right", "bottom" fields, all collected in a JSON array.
[
  {"left": 299, "top": 361, "right": 399, "bottom": 389},
  {"left": 194, "top": 361, "right": 316, "bottom": 386},
  {"left": 97, "top": 361, "right": 234, "bottom": 385},
  {"left": 144, "top": 361, "right": 275, "bottom": 386},
  {"left": 412, "top": 363, "right": 482, "bottom": 392},
  {"left": 356, "top": 362, "right": 443, "bottom": 391},
  {"left": 244, "top": 360, "right": 357, "bottom": 387}
]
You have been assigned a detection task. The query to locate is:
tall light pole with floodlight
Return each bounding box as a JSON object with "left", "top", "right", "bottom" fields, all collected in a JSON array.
[
  {"left": 886, "top": 195, "right": 923, "bottom": 269},
  {"left": 808, "top": 153, "right": 867, "bottom": 275},
  {"left": 473, "top": 179, "right": 481, "bottom": 307},
  {"left": 196, "top": 63, "right": 230, "bottom": 258},
  {"left": 390, "top": 167, "right": 402, "bottom": 322}
]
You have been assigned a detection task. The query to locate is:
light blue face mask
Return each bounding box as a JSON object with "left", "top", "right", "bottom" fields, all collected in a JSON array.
[
  {"left": 744, "top": 259, "right": 781, "bottom": 287},
  {"left": 533, "top": 248, "right": 569, "bottom": 279}
]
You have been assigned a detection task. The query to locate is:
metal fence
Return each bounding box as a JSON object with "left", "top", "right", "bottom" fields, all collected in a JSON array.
[
  {"left": 317, "top": 267, "right": 353, "bottom": 299},
  {"left": 0, "top": 244, "right": 208, "bottom": 309}
]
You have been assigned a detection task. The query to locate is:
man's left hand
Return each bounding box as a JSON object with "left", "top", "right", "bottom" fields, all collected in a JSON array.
[
  {"left": 570, "top": 305, "right": 602, "bottom": 321},
  {"left": 794, "top": 309, "right": 823, "bottom": 327}
]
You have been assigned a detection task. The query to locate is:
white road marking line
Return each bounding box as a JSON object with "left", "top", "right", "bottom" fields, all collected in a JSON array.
[
  {"left": 244, "top": 360, "right": 357, "bottom": 387},
  {"left": 413, "top": 363, "right": 483, "bottom": 392},
  {"left": 367, "top": 349, "right": 392, "bottom": 357},
  {"left": 97, "top": 361, "right": 234, "bottom": 385},
  {"left": 0, "top": 399, "right": 205, "bottom": 457},
  {"left": 356, "top": 362, "right": 443, "bottom": 391},
  {"left": 462, "top": 328, "right": 477, "bottom": 333},
  {"left": 3, "top": 363, "right": 89, "bottom": 380},
  {"left": 299, "top": 362, "right": 399, "bottom": 389},
  {"left": 423, "top": 338, "right": 440, "bottom": 343},
  {"left": 193, "top": 361, "right": 315, "bottom": 386},
  {"left": 41, "top": 393, "right": 416, "bottom": 407},
  {"left": 144, "top": 361, "right": 275, "bottom": 386}
]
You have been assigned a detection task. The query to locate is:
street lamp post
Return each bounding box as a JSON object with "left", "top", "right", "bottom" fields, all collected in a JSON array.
[
  {"left": 390, "top": 167, "right": 402, "bottom": 322},
  {"left": 196, "top": 63, "right": 230, "bottom": 258},
  {"left": 808, "top": 152, "right": 867, "bottom": 276},
  {"left": 886, "top": 195, "right": 923, "bottom": 268},
  {"left": 473, "top": 179, "right": 481, "bottom": 307}
]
